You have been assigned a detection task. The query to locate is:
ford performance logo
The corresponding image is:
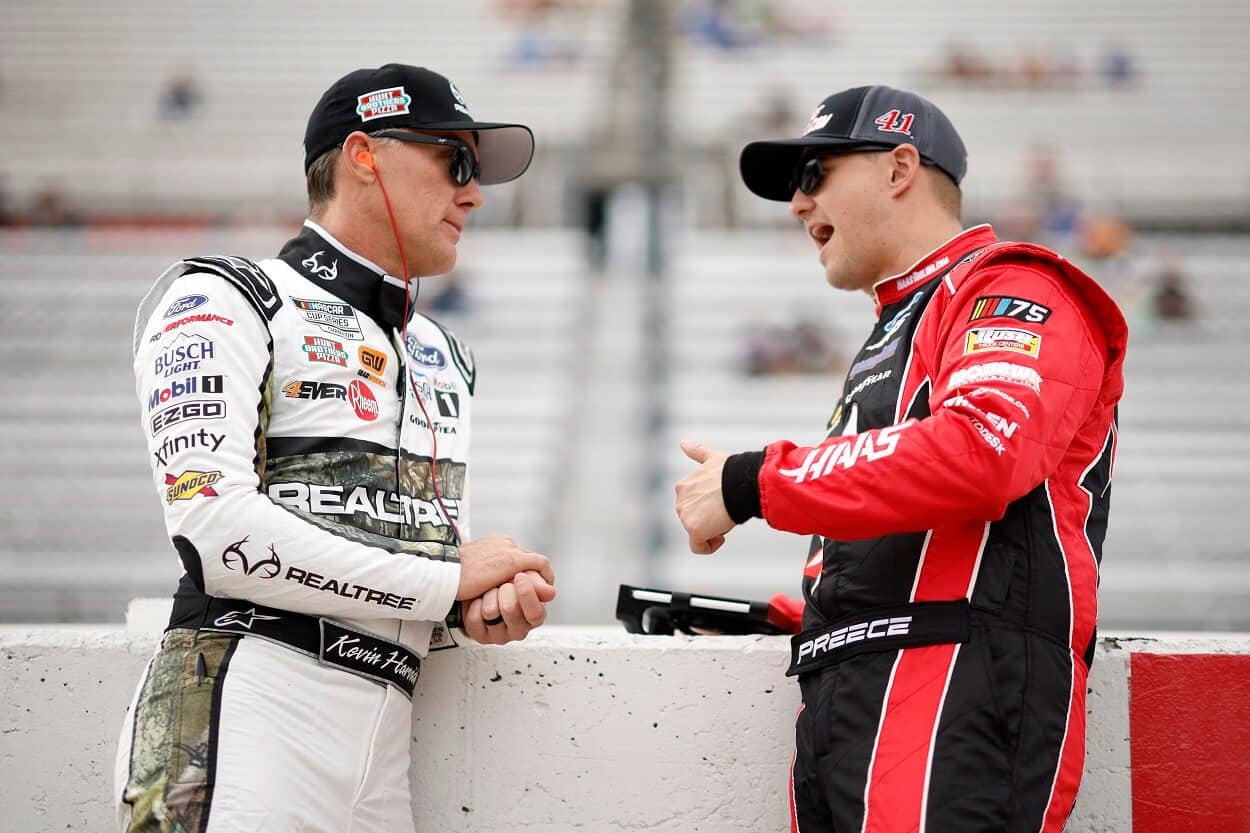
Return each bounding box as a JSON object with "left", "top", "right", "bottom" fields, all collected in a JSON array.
[
  {"left": 404, "top": 334, "right": 446, "bottom": 369},
  {"left": 164, "top": 294, "right": 209, "bottom": 318}
]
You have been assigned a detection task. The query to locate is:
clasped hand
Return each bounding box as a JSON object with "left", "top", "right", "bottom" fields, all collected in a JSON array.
[{"left": 456, "top": 534, "right": 556, "bottom": 645}]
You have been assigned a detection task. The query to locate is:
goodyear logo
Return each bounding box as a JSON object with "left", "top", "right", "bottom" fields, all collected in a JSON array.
[{"left": 165, "top": 470, "right": 223, "bottom": 504}]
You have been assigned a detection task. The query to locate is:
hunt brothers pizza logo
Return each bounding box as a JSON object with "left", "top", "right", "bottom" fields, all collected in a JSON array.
[
  {"left": 357, "top": 86, "right": 411, "bottom": 122},
  {"left": 165, "top": 470, "right": 222, "bottom": 504},
  {"left": 302, "top": 336, "right": 348, "bottom": 366}
]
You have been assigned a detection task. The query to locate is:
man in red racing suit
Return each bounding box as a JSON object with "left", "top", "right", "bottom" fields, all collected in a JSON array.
[{"left": 675, "top": 85, "right": 1127, "bottom": 833}]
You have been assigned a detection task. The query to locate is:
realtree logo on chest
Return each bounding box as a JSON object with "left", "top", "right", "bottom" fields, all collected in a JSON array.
[{"left": 348, "top": 380, "right": 379, "bottom": 421}]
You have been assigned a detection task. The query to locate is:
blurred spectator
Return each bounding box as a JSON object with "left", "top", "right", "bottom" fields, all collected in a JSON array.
[
  {"left": 938, "top": 41, "right": 995, "bottom": 84},
  {"left": 743, "top": 318, "right": 844, "bottom": 375},
  {"left": 1025, "top": 144, "right": 1081, "bottom": 241},
  {"left": 1152, "top": 258, "right": 1195, "bottom": 322},
  {"left": 28, "top": 182, "right": 81, "bottom": 227},
  {"left": 418, "top": 269, "right": 473, "bottom": 316},
  {"left": 499, "top": 0, "right": 587, "bottom": 69},
  {"left": 1079, "top": 214, "right": 1132, "bottom": 261},
  {"left": 0, "top": 175, "right": 13, "bottom": 227},
  {"left": 158, "top": 73, "right": 203, "bottom": 120},
  {"left": 755, "top": 88, "right": 796, "bottom": 133},
  {"left": 1101, "top": 43, "right": 1138, "bottom": 87},
  {"left": 681, "top": 0, "right": 757, "bottom": 50}
]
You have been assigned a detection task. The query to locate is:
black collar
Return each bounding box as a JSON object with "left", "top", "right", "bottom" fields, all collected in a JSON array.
[{"left": 277, "top": 221, "right": 410, "bottom": 331}]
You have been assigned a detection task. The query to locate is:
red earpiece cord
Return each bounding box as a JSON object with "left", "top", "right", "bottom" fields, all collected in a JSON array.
[{"left": 372, "top": 161, "right": 463, "bottom": 546}]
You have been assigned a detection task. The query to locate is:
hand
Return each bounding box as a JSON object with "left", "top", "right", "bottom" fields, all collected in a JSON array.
[
  {"left": 456, "top": 535, "right": 555, "bottom": 601},
  {"left": 462, "top": 570, "right": 557, "bottom": 645},
  {"left": 674, "top": 439, "right": 736, "bottom": 555}
]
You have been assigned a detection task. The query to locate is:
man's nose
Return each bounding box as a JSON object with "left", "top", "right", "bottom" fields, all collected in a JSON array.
[
  {"left": 789, "top": 189, "right": 815, "bottom": 221},
  {"left": 459, "top": 178, "right": 484, "bottom": 211}
]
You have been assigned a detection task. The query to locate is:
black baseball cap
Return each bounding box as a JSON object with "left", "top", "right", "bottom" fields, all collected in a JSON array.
[
  {"left": 303, "top": 64, "right": 535, "bottom": 185},
  {"left": 739, "top": 85, "right": 967, "bottom": 201}
]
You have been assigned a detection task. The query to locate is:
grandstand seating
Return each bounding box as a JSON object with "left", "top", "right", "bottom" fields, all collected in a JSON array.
[
  {"left": 0, "top": 227, "right": 589, "bottom": 622},
  {"left": 2, "top": 0, "right": 1248, "bottom": 221},
  {"left": 656, "top": 230, "right": 1250, "bottom": 630},
  {"left": 3, "top": 227, "right": 1245, "bottom": 628}
]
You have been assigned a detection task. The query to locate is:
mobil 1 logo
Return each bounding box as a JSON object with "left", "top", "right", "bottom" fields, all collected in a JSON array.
[{"left": 147, "top": 375, "right": 224, "bottom": 411}]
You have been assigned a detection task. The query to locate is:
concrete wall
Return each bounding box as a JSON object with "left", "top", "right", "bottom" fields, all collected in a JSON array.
[{"left": 2, "top": 618, "right": 1248, "bottom": 832}]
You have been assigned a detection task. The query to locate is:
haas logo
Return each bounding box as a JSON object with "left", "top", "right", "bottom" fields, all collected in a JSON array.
[
  {"left": 874, "top": 109, "right": 915, "bottom": 136},
  {"left": 221, "top": 537, "right": 282, "bottom": 578},
  {"left": 301, "top": 250, "right": 338, "bottom": 281}
]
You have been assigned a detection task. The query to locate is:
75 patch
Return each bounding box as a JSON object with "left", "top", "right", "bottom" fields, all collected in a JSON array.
[{"left": 968, "top": 296, "right": 1051, "bottom": 324}]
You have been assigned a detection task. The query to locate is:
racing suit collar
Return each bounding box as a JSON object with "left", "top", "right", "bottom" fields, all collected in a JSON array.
[
  {"left": 872, "top": 224, "right": 996, "bottom": 314},
  {"left": 278, "top": 220, "right": 413, "bottom": 331}
]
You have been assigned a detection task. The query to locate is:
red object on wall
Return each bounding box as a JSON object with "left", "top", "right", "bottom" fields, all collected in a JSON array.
[{"left": 1130, "top": 653, "right": 1250, "bottom": 832}]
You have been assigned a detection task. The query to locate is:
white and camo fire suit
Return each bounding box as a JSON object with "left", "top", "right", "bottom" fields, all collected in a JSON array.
[{"left": 114, "top": 220, "right": 476, "bottom": 832}]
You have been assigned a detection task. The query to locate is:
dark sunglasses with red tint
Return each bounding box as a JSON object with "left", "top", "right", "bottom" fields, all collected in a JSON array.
[{"left": 370, "top": 129, "right": 481, "bottom": 186}]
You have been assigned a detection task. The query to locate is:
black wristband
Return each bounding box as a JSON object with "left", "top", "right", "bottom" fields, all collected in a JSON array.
[{"left": 722, "top": 450, "right": 766, "bottom": 524}]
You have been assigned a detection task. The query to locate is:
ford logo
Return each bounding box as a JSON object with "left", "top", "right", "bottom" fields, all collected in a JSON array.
[
  {"left": 164, "top": 294, "right": 209, "bottom": 318},
  {"left": 404, "top": 335, "right": 446, "bottom": 369}
]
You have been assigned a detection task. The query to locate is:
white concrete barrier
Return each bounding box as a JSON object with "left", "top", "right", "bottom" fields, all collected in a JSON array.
[{"left": 2, "top": 614, "right": 1248, "bottom": 832}]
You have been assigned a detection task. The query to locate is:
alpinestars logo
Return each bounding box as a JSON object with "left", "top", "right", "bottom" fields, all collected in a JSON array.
[
  {"left": 221, "top": 537, "right": 282, "bottom": 578},
  {"left": 874, "top": 109, "right": 915, "bottom": 135},
  {"left": 213, "top": 608, "right": 281, "bottom": 630}
]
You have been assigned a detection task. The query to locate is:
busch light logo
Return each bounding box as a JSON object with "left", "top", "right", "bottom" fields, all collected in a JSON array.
[
  {"left": 404, "top": 334, "right": 447, "bottom": 369},
  {"left": 164, "top": 294, "right": 209, "bottom": 318}
]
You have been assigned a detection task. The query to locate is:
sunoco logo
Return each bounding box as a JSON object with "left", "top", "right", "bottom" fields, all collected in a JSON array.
[
  {"left": 348, "top": 380, "right": 379, "bottom": 421},
  {"left": 164, "top": 470, "right": 222, "bottom": 504}
]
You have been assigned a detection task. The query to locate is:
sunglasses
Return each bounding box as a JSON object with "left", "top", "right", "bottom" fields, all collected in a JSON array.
[
  {"left": 370, "top": 130, "right": 481, "bottom": 186},
  {"left": 789, "top": 148, "right": 936, "bottom": 197},
  {"left": 789, "top": 156, "right": 828, "bottom": 196}
]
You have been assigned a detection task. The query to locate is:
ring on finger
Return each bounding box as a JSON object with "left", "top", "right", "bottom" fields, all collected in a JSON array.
[{"left": 483, "top": 614, "right": 505, "bottom": 627}]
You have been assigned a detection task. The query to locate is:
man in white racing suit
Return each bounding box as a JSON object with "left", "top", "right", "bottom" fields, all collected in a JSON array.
[{"left": 115, "top": 64, "right": 555, "bottom": 832}]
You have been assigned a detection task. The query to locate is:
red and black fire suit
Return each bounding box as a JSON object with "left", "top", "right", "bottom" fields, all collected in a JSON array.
[{"left": 722, "top": 225, "right": 1128, "bottom": 833}]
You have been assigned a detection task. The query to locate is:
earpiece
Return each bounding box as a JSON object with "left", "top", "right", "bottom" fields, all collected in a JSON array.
[{"left": 356, "top": 150, "right": 374, "bottom": 168}]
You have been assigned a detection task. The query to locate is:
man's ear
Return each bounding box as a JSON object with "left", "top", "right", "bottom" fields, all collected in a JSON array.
[
  {"left": 341, "top": 131, "right": 376, "bottom": 183},
  {"left": 887, "top": 144, "right": 923, "bottom": 196}
]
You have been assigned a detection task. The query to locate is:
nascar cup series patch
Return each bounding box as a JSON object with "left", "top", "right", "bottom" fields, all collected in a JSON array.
[{"left": 963, "top": 328, "right": 1042, "bottom": 359}]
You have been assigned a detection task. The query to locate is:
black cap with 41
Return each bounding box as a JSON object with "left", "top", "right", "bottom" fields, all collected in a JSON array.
[
  {"left": 302, "top": 63, "right": 535, "bottom": 185},
  {"left": 739, "top": 85, "right": 968, "bottom": 201}
]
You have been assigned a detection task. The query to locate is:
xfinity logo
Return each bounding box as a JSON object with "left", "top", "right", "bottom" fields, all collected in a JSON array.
[
  {"left": 153, "top": 428, "right": 225, "bottom": 466},
  {"left": 796, "top": 616, "right": 913, "bottom": 662}
]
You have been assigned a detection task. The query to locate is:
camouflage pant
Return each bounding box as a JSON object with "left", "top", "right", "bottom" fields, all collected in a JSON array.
[{"left": 116, "top": 630, "right": 238, "bottom": 833}]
